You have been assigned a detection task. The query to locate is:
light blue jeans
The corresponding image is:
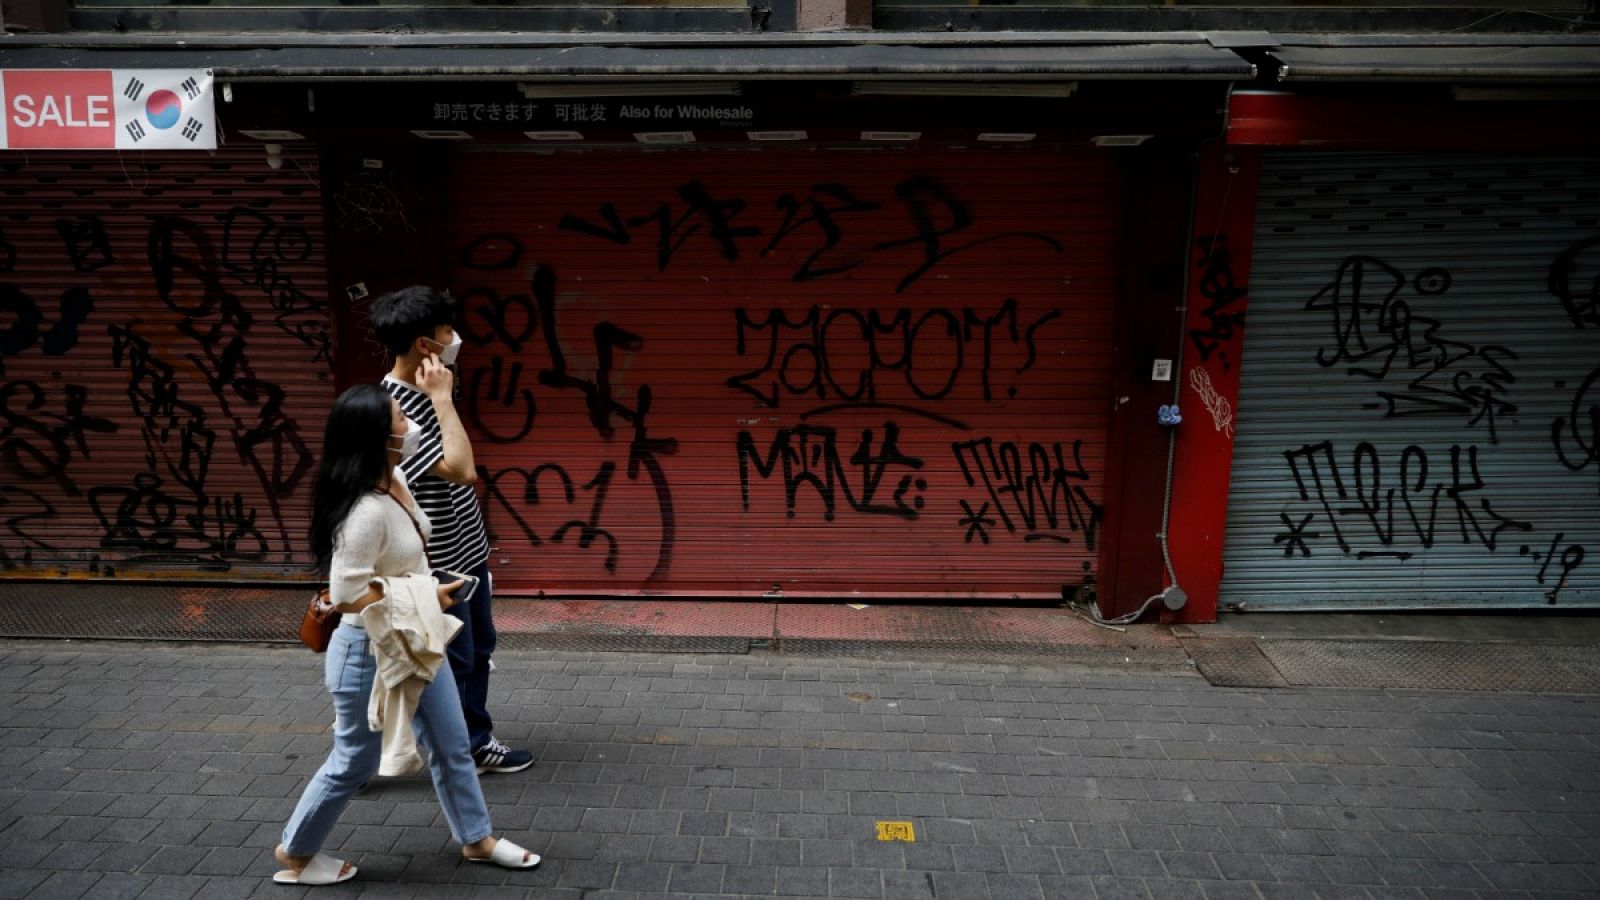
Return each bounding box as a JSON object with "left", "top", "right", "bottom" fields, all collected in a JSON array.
[{"left": 281, "top": 621, "right": 493, "bottom": 856}]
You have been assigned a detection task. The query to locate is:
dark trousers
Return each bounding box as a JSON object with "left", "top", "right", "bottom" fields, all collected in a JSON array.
[{"left": 444, "top": 560, "right": 495, "bottom": 752}]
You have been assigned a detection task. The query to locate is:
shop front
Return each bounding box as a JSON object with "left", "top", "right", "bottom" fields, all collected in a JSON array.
[
  {"left": 1169, "top": 89, "right": 1600, "bottom": 617},
  {"left": 1, "top": 40, "right": 1248, "bottom": 612},
  {"left": 0, "top": 145, "right": 335, "bottom": 579},
  {"left": 445, "top": 145, "right": 1120, "bottom": 598}
]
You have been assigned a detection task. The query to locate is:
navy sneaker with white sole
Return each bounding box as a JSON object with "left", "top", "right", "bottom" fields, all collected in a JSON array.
[{"left": 472, "top": 736, "right": 534, "bottom": 774}]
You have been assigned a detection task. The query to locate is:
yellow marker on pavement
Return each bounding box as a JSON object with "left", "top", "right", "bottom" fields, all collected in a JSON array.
[{"left": 875, "top": 821, "right": 916, "bottom": 842}]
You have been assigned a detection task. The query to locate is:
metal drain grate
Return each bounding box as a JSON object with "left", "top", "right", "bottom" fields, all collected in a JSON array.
[
  {"left": 500, "top": 633, "right": 750, "bottom": 654},
  {"left": 0, "top": 582, "right": 309, "bottom": 643},
  {"left": 1258, "top": 639, "right": 1600, "bottom": 693},
  {"left": 776, "top": 638, "right": 1191, "bottom": 668},
  {"left": 1183, "top": 637, "right": 1290, "bottom": 688}
]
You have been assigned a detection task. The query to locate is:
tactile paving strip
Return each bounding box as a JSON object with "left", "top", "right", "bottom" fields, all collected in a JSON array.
[{"left": 1258, "top": 638, "right": 1600, "bottom": 693}]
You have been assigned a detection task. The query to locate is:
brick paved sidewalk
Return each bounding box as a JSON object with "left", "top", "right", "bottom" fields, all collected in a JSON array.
[{"left": 0, "top": 640, "right": 1597, "bottom": 899}]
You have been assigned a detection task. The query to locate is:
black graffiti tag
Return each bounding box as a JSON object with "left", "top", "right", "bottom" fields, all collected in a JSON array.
[
  {"left": 459, "top": 286, "right": 538, "bottom": 353},
  {"left": 763, "top": 184, "right": 881, "bottom": 281},
  {"left": 0, "top": 285, "right": 94, "bottom": 376},
  {"left": 1190, "top": 234, "right": 1247, "bottom": 367},
  {"left": 737, "top": 422, "right": 926, "bottom": 521},
  {"left": 467, "top": 357, "right": 537, "bottom": 444},
  {"left": 88, "top": 474, "right": 268, "bottom": 566},
  {"left": 874, "top": 176, "right": 1064, "bottom": 293},
  {"left": 1308, "top": 256, "right": 1519, "bottom": 442},
  {"left": 150, "top": 213, "right": 314, "bottom": 557},
  {"left": 0, "top": 381, "right": 119, "bottom": 496},
  {"left": 149, "top": 215, "right": 252, "bottom": 327},
  {"left": 220, "top": 208, "right": 331, "bottom": 363},
  {"left": 478, "top": 462, "right": 620, "bottom": 573},
  {"left": 1548, "top": 234, "right": 1600, "bottom": 330},
  {"left": 727, "top": 299, "right": 1059, "bottom": 408},
  {"left": 0, "top": 485, "right": 58, "bottom": 568},
  {"left": 532, "top": 265, "right": 679, "bottom": 582},
  {"left": 1552, "top": 365, "right": 1600, "bottom": 493},
  {"left": 952, "top": 437, "right": 1100, "bottom": 549},
  {"left": 56, "top": 216, "right": 115, "bottom": 273},
  {"left": 1281, "top": 441, "right": 1534, "bottom": 561},
  {"left": 563, "top": 181, "right": 758, "bottom": 272},
  {"left": 1520, "top": 532, "right": 1586, "bottom": 605},
  {"left": 109, "top": 323, "right": 215, "bottom": 491},
  {"left": 561, "top": 175, "right": 1063, "bottom": 291},
  {"left": 457, "top": 235, "right": 538, "bottom": 352}
]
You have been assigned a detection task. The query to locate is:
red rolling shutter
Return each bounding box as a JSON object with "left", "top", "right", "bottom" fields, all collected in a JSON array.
[
  {"left": 448, "top": 147, "right": 1119, "bottom": 599},
  {"left": 0, "top": 148, "right": 332, "bottom": 579}
]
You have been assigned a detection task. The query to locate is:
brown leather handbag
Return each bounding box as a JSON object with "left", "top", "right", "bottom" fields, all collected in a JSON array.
[{"left": 299, "top": 588, "right": 339, "bottom": 653}]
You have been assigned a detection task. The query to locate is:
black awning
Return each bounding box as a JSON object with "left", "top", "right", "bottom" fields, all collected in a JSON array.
[
  {"left": 0, "top": 39, "right": 1254, "bottom": 80},
  {"left": 1271, "top": 42, "right": 1600, "bottom": 82}
]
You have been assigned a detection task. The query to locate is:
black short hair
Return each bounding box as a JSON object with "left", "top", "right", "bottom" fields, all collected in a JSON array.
[{"left": 370, "top": 286, "right": 456, "bottom": 356}]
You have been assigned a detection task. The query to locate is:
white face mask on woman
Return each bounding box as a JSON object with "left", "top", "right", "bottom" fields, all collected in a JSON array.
[
  {"left": 388, "top": 418, "right": 422, "bottom": 461},
  {"left": 424, "top": 333, "right": 464, "bottom": 366}
]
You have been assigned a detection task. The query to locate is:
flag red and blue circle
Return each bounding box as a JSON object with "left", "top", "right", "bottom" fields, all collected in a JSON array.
[{"left": 145, "top": 90, "right": 182, "bottom": 130}]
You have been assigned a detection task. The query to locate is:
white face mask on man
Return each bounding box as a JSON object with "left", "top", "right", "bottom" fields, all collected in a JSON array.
[
  {"left": 388, "top": 418, "right": 422, "bottom": 461},
  {"left": 423, "top": 333, "right": 464, "bottom": 367}
]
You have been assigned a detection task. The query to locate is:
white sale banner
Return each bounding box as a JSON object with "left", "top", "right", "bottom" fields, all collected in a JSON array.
[{"left": 0, "top": 69, "right": 216, "bottom": 150}]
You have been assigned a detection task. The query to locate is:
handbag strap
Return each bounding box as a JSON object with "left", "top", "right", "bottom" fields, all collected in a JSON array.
[{"left": 386, "top": 491, "right": 432, "bottom": 570}]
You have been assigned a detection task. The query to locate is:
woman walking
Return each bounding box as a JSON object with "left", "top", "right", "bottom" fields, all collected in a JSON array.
[{"left": 274, "top": 384, "right": 540, "bottom": 886}]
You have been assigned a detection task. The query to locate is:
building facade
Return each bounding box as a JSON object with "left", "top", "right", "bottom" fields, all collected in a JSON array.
[{"left": 1, "top": 0, "right": 1596, "bottom": 619}]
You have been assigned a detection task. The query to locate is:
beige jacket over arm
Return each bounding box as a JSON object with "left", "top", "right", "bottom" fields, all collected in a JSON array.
[{"left": 361, "top": 573, "right": 461, "bottom": 776}]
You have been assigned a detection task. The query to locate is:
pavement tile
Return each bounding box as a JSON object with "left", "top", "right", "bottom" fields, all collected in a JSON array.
[
  {"left": 592, "top": 834, "right": 653, "bottom": 863},
  {"left": 3, "top": 642, "right": 1600, "bottom": 900},
  {"left": 648, "top": 836, "right": 701, "bottom": 864},
  {"left": 1090, "top": 873, "right": 1154, "bottom": 899},
  {"left": 775, "top": 864, "right": 830, "bottom": 897},
  {"left": 882, "top": 869, "right": 938, "bottom": 900},
  {"left": 130, "top": 874, "right": 203, "bottom": 900},
  {"left": 556, "top": 859, "right": 617, "bottom": 890},
  {"left": 1037, "top": 875, "right": 1097, "bottom": 900},
  {"left": 612, "top": 861, "right": 670, "bottom": 892},
  {"left": 928, "top": 871, "right": 992, "bottom": 900},
  {"left": 77, "top": 872, "right": 155, "bottom": 900},
  {"left": 830, "top": 867, "right": 885, "bottom": 898},
  {"left": 1143, "top": 880, "right": 1207, "bottom": 900},
  {"left": 1056, "top": 848, "right": 1114, "bottom": 877}
]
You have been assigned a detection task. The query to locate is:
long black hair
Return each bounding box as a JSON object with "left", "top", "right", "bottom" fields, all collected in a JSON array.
[{"left": 310, "top": 383, "right": 395, "bottom": 573}]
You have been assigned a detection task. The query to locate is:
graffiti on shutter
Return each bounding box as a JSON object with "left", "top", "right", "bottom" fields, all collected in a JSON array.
[
  {"left": 1221, "top": 154, "right": 1599, "bottom": 608},
  {"left": 450, "top": 150, "right": 1119, "bottom": 598},
  {"left": 0, "top": 150, "right": 331, "bottom": 578}
]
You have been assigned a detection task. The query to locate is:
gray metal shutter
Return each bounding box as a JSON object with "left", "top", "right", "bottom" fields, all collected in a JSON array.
[{"left": 1220, "top": 153, "right": 1600, "bottom": 610}]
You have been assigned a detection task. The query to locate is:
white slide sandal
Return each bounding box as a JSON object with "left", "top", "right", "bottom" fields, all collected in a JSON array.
[
  {"left": 467, "top": 839, "right": 541, "bottom": 869},
  {"left": 273, "top": 853, "right": 356, "bottom": 885}
]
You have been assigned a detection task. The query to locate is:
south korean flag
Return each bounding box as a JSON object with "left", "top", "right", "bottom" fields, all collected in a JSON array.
[{"left": 114, "top": 69, "right": 216, "bottom": 150}]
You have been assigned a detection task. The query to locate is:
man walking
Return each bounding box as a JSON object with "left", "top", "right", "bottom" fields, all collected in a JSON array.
[{"left": 371, "top": 286, "right": 533, "bottom": 775}]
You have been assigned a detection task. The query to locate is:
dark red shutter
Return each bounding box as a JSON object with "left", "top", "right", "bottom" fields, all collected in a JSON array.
[
  {"left": 448, "top": 148, "right": 1119, "bottom": 599},
  {"left": 0, "top": 148, "right": 333, "bottom": 579}
]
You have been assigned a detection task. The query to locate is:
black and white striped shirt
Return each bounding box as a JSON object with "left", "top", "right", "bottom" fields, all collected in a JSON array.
[{"left": 383, "top": 376, "right": 492, "bottom": 574}]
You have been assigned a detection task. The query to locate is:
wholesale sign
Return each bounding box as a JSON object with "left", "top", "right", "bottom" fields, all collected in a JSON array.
[{"left": 0, "top": 69, "right": 216, "bottom": 150}]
